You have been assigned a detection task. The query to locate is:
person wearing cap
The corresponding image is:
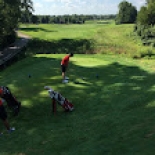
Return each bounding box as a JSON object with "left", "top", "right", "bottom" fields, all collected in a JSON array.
[
  {"left": 0, "top": 99, "right": 15, "bottom": 135},
  {"left": 61, "top": 53, "right": 74, "bottom": 83},
  {"left": 0, "top": 86, "right": 21, "bottom": 116}
]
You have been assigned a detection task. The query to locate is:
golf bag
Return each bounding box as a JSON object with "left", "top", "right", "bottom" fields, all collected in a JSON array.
[
  {"left": 44, "top": 86, "right": 74, "bottom": 112},
  {"left": 0, "top": 86, "right": 21, "bottom": 116}
]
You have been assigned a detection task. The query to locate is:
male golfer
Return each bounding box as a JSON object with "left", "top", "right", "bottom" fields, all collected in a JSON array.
[
  {"left": 0, "top": 99, "right": 15, "bottom": 135},
  {"left": 61, "top": 53, "right": 74, "bottom": 83}
]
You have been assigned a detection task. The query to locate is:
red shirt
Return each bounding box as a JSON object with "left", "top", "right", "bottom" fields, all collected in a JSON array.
[
  {"left": 0, "top": 100, "right": 3, "bottom": 106},
  {"left": 61, "top": 55, "right": 70, "bottom": 66}
]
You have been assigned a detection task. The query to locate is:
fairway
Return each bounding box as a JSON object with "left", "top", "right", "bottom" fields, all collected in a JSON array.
[
  {"left": 1, "top": 54, "right": 155, "bottom": 155},
  {"left": 19, "top": 23, "right": 100, "bottom": 40},
  {"left": 19, "top": 22, "right": 155, "bottom": 57}
]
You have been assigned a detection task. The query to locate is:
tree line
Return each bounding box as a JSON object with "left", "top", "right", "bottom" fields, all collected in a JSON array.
[
  {"left": 1, "top": 0, "right": 155, "bottom": 50},
  {"left": 20, "top": 14, "right": 116, "bottom": 24},
  {"left": 0, "top": 0, "right": 115, "bottom": 49}
]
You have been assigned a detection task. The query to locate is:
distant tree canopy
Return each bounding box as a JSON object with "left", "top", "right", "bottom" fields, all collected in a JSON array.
[
  {"left": 20, "top": 14, "right": 116, "bottom": 24},
  {"left": 0, "top": 0, "right": 33, "bottom": 49},
  {"left": 115, "top": 0, "right": 137, "bottom": 24}
]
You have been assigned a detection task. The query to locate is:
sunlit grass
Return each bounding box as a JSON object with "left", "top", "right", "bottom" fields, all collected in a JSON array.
[
  {"left": 1, "top": 54, "right": 155, "bottom": 154},
  {"left": 19, "top": 23, "right": 100, "bottom": 40},
  {"left": 1, "top": 21, "right": 155, "bottom": 154}
]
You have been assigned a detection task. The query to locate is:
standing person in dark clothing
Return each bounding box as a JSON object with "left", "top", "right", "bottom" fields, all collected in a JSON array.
[
  {"left": 0, "top": 99, "right": 15, "bottom": 135},
  {"left": 0, "top": 86, "right": 21, "bottom": 116}
]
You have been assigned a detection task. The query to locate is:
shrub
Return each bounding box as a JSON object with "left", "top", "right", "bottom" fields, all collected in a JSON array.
[
  {"left": 26, "top": 38, "right": 95, "bottom": 54},
  {"left": 0, "top": 31, "right": 16, "bottom": 49}
]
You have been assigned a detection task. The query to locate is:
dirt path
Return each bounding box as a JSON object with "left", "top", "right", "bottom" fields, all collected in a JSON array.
[{"left": 17, "top": 32, "right": 31, "bottom": 39}]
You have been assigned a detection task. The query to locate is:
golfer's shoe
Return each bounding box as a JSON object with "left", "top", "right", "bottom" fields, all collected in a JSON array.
[
  {"left": 8, "top": 127, "right": 15, "bottom": 133},
  {"left": 0, "top": 132, "right": 3, "bottom": 136},
  {"left": 65, "top": 76, "right": 69, "bottom": 80},
  {"left": 62, "top": 79, "right": 68, "bottom": 83}
]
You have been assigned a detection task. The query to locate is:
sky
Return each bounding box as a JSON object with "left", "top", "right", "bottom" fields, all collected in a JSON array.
[{"left": 33, "top": 0, "right": 146, "bottom": 15}]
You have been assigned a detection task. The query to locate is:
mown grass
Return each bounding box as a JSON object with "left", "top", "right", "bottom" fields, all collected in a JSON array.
[
  {"left": 1, "top": 54, "right": 155, "bottom": 155},
  {"left": 19, "top": 23, "right": 99, "bottom": 40},
  {"left": 19, "top": 23, "right": 100, "bottom": 54},
  {"left": 19, "top": 21, "right": 155, "bottom": 58}
]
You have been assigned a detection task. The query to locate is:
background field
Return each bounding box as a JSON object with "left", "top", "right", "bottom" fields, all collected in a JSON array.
[
  {"left": 1, "top": 22, "right": 155, "bottom": 155},
  {"left": 19, "top": 21, "right": 155, "bottom": 57}
]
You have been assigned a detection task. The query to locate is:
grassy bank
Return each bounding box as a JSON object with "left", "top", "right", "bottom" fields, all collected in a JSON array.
[{"left": 19, "top": 22, "right": 155, "bottom": 58}]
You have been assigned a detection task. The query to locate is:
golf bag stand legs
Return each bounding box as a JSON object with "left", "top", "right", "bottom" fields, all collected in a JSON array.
[{"left": 52, "top": 98, "right": 57, "bottom": 115}]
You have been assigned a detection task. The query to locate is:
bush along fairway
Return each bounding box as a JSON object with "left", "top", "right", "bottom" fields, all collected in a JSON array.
[{"left": 1, "top": 54, "right": 155, "bottom": 155}]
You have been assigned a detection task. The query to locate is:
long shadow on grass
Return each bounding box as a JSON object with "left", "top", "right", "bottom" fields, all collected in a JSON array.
[
  {"left": 19, "top": 27, "right": 56, "bottom": 33},
  {"left": 1, "top": 57, "right": 155, "bottom": 154}
]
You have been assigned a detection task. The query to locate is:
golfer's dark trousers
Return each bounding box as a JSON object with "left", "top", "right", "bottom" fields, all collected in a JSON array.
[{"left": 2, "top": 93, "right": 19, "bottom": 108}]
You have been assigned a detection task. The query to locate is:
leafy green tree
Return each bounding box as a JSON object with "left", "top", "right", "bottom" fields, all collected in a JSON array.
[
  {"left": 137, "top": 0, "right": 155, "bottom": 26},
  {"left": 31, "top": 15, "right": 38, "bottom": 24},
  {"left": 137, "top": 6, "right": 148, "bottom": 25},
  {"left": 135, "top": 0, "right": 155, "bottom": 46},
  {"left": 147, "top": 0, "right": 155, "bottom": 25},
  {"left": 0, "top": 0, "right": 33, "bottom": 48},
  {"left": 116, "top": 0, "right": 137, "bottom": 24},
  {"left": 0, "top": 0, "right": 20, "bottom": 47}
]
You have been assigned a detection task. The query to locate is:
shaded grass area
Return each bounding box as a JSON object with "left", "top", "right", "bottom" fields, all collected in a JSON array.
[
  {"left": 19, "top": 27, "right": 57, "bottom": 33},
  {"left": 1, "top": 54, "right": 155, "bottom": 155}
]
